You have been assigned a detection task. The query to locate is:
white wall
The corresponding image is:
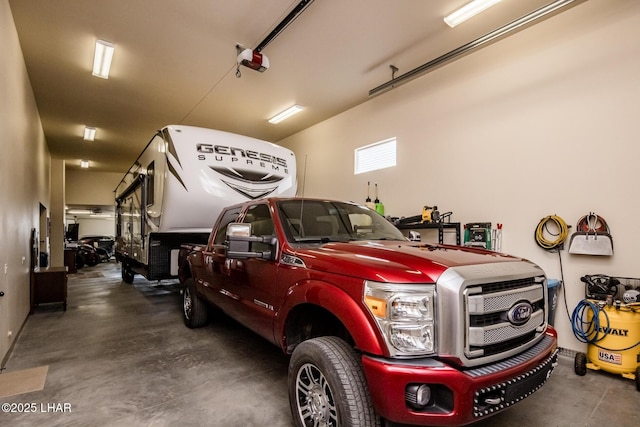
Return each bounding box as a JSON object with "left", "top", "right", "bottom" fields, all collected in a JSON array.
[
  {"left": 279, "top": 0, "right": 640, "bottom": 352},
  {"left": 66, "top": 170, "right": 122, "bottom": 206},
  {"left": 65, "top": 170, "right": 120, "bottom": 240},
  {"left": 71, "top": 217, "right": 115, "bottom": 239},
  {"left": 0, "top": 0, "right": 51, "bottom": 363}
]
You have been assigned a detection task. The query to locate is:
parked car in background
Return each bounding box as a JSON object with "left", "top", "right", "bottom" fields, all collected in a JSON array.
[
  {"left": 76, "top": 244, "right": 101, "bottom": 268},
  {"left": 78, "top": 235, "right": 115, "bottom": 262}
]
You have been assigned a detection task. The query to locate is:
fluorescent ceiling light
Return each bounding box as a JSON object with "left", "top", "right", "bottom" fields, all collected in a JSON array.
[
  {"left": 67, "top": 209, "right": 91, "bottom": 215},
  {"left": 444, "top": 0, "right": 502, "bottom": 28},
  {"left": 92, "top": 39, "right": 114, "bottom": 78},
  {"left": 83, "top": 126, "right": 96, "bottom": 141},
  {"left": 268, "top": 105, "right": 303, "bottom": 124},
  {"left": 80, "top": 160, "right": 89, "bottom": 168}
]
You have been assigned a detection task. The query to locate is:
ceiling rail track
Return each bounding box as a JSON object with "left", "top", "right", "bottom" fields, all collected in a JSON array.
[
  {"left": 256, "top": 0, "right": 315, "bottom": 52},
  {"left": 369, "top": 0, "right": 583, "bottom": 97}
]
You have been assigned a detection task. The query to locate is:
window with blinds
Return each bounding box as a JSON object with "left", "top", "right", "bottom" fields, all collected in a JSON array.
[{"left": 354, "top": 137, "right": 396, "bottom": 174}]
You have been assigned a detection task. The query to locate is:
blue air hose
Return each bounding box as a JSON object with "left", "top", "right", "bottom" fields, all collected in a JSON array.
[{"left": 571, "top": 299, "right": 608, "bottom": 344}]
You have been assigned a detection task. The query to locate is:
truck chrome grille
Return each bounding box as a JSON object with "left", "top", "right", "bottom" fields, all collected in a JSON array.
[
  {"left": 435, "top": 262, "right": 548, "bottom": 367},
  {"left": 469, "top": 311, "right": 543, "bottom": 346},
  {"left": 464, "top": 276, "right": 546, "bottom": 359},
  {"left": 468, "top": 285, "right": 542, "bottom": 314}
]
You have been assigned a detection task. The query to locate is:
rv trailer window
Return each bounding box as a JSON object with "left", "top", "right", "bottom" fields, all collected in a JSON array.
[
  {"left": 146, "top": 161, "right": 155, "bottom": 206},
  {"left": 116, "top": 202, "right": 122, "bottom": 237}
]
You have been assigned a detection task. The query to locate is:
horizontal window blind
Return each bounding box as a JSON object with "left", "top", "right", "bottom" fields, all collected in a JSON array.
[{"left": 354, "top": 137, "right": 396, "bottom": 174}]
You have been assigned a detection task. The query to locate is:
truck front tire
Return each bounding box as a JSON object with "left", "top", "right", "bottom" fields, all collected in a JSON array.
[
  {"left": 183, "top": 278, "right": 208, "bottom": 328},
  {"left": 288, "top": 336, "right": 379, "bottom": 427}
]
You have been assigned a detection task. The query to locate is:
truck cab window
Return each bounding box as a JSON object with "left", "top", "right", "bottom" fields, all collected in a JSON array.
[
  {"left": 213, "top": 207, "right": 242, "bottom": 245},
  {"left": 243, "top": 204, "right": 274, "bottom": 252}
]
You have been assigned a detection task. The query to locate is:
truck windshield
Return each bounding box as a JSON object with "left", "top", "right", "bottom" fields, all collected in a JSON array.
[{"left": 277, "top": 200, "right": 407, "bottom": 243}]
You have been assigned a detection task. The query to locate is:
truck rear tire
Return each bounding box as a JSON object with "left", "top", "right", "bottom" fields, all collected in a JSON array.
[
  {"left": 183, "top": 278, "right": 208, "bottom": 328},
  {"left": 288, "top": 336, "right": 379, "bottom": 427}
]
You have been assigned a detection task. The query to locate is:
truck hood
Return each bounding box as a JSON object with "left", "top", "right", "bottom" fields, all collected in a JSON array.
[{"left": 289, "top": 240, "right": 523, "bottom": 283}]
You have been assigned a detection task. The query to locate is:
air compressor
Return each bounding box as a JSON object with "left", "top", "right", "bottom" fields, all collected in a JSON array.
[{"left": 572, "top": 275, "right": 640, "bottom": 391}]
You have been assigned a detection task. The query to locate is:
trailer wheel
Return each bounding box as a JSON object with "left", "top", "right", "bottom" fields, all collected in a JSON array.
[
  {"left": 288, "top": 336, "right": 379, "bottom": 427},
  {"left": 121, "top": 263, "right": 134, "bottom": 284},
  {"left": 183, "top": 278, "right": 208, "bottom": 328},
  {"left": 575, "top": 352, "right": 587, "bottom": 376}
]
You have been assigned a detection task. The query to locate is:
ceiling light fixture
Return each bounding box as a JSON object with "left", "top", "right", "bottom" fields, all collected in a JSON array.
[
  {"left": 444, "top": 0, "right": 502, "bottom": 28},
  {"left": 268, "top": 105, "right": 304, "bottom": 124},
  {"left": 66, "top": 209, "right": 92, "bottom": 215},
  {"left": 80, "top": 160, "right": 89, "bottom": 168},
  {"left": 83, "top": 126, "right": 96, "bottom": 141},
  {"left": 92, "top": 39, "right": 114, "bottom": 78}
]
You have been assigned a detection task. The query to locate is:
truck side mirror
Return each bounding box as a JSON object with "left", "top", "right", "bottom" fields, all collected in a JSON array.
[
  {"left": 226, "top": 223, "right": 278, "bottom": 260},
  {"left": 227, "top": 223, "right": 252, "bottom": 255},
  {"left": 228, "top": 223, "right": 252, "bottom": 237}
]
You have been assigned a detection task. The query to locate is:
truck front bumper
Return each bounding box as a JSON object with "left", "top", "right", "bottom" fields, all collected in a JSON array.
[{"left": 362, "top": 329, "right": 558, "bottom": 426}]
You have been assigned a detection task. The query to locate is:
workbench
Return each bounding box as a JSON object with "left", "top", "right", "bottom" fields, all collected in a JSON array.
[{"left": 396, "top": 222, "right": 461, "bottom": 245}]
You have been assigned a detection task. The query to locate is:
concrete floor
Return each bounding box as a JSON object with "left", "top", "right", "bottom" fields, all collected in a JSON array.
[{"left": 2, "top": 261, "right": 638, "bottom": 427}]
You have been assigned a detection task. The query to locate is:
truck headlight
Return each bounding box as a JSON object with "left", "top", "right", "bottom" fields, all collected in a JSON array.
[
  {"left": 364, "top": 281, "right": 436, "bottom": 357},
  {"left": 390, "top": 294, "right": 434, "bottom": 320}
]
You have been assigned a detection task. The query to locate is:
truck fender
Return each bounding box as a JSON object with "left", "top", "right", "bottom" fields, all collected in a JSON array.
[
  {"left": 178, "top": 245, "right": 207, "bottom": 285},
  {"left": 275, "top": 280, "right": 385, "bottom": 356}
]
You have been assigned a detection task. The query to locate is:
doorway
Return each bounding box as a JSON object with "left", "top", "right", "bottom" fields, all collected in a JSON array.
[{"left": 39, "top": 203, "right": 48, "bottom": 267}]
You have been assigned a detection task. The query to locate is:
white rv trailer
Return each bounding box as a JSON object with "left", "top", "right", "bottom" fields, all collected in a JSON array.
[{"left": 114, "top": 125, "right": 297, "bottom": 283}]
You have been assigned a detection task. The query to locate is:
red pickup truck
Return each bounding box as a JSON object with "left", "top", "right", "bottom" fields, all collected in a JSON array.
[{"left": 178, "top": 197, "right": 558, "bottom": 426}]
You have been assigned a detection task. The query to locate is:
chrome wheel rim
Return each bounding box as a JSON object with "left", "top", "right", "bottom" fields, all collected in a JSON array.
[
  {"left": 295, "top": 363, "right": 337, "bottom": 427},
  {"left": 183, "top": 287, "right": 192, "bottom": 320}
]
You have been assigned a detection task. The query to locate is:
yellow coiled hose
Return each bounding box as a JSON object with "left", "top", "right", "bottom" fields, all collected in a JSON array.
[{"left": 535, "top": 215, "right": 569, "bottom": 250}]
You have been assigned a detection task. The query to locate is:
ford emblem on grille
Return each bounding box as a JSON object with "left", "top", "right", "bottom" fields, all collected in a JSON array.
[{"left": 508, "top": 302, "right": 533, "bottom": 325}]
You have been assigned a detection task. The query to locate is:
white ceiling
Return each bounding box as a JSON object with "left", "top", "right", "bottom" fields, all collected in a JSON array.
[{"left": 9, "top": 0, "right": 575, "bottom": 174}]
